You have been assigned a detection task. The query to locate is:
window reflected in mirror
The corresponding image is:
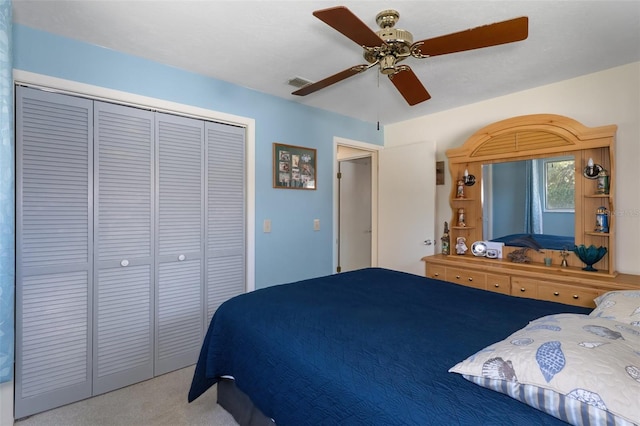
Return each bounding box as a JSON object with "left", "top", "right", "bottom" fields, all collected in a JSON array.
[{"left": 544, "top": 157, "right": 575, "bottom": 212}]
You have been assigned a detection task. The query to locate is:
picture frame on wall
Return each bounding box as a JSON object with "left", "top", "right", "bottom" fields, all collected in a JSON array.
[{"left": 273, "top": 143, "right": 316, "bottom": 190}]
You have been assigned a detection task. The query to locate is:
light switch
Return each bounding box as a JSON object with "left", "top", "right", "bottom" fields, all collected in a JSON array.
[
  {"left": 263, "top": 219, "right": 271, "bottom": 233},
  {"left": 313, "top": 219, "right": 320, "bottom": 231}
]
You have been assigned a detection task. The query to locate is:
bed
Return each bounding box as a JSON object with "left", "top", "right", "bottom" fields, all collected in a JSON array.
[
  {"left": 490, "top": 233, "right": 575, "bottom": 251},
  {"left": 188, "top": 267, "right": 640, "bottom": 425}
]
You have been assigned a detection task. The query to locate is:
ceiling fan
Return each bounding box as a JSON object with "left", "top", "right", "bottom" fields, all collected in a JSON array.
[{"left": 292, "top": 6, "right": 528, "bottom": 106}]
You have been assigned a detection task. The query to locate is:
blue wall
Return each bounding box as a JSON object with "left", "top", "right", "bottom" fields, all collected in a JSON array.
[
  {"left": 12, "top": 24, "right": 384, "bottom": 289},
  {"left": 0, "top": 0, "right": 13, "bottom": 384},
  {"left": 491, "top": 161, "right": 526, "bottom": 238}
]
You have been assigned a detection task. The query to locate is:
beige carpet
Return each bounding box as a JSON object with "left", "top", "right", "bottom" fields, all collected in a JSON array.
[{"left": 16, "top": 366, "right": 239, "bottom": 426}]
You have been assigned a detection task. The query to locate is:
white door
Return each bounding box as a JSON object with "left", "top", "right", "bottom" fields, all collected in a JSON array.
[
  {"left": 339, "top": 157, "right": 372, "bottom": 272},
  {"left": 378, "top": 141, "right": 436, "bottom": 275}
]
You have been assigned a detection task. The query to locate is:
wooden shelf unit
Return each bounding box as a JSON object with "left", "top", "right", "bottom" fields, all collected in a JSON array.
[{"left": 443, "top": 114, "right": 618, "bottom": 276}]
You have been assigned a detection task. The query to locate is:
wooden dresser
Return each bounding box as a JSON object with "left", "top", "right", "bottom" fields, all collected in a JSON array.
[
  {"left": 422, "top": 254, "right": 640, "bottom": 308},
  {"left": 423, "top": 114, "right": 640, "bottom": 309}
]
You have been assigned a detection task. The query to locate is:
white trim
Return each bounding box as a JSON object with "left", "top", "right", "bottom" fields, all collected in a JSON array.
[
  {"left": 333, "top": 137, "right": 383, "bottom": 272},
  {"left": 0, "top": 380, "right": 13, "bottom": 426},
  {"left": 13, "top": 70, "right": 256, "bottom": 292}
]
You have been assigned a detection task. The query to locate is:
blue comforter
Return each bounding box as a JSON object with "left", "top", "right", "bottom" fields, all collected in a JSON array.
[
  {"left": 189, "top": 268, "right": 589, "bottom": 425},
  {"left": 491, "top": 233, "right": 575, "bottom": 251}
]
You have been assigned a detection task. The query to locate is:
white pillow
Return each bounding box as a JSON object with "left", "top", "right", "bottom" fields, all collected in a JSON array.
[
  {"left": 590, "top": 290, "right": 640, "bottom": 326},
  {"left": 450, "top": 313, "right": 640, "bottom": 426}
]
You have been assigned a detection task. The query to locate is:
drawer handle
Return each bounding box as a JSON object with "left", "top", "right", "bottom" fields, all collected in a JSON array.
[
  {"left": 178, "top": 254, "right": 186, "bottom": 261},
  {"left": 456, "top": 275, "right": 461, "bottom": 279},
  {"left": 120, "top": 259, "right": 129, "bottom": 267},
  {"left": 494, "top": 283, "right": 500, "bottom": 288},
  {"left": 520, "top": 287, "right": 526, "bottom": 292},
  {"left": 434, "top": 273, "right": 439, "bottom": 277},
  {"left": 468, "top": 277, "right": 473, "bottom": 282},
  {"left": 573, "top": 294, "right": 579, "bottom": 299},
  {"left": 554, "top": 292, "right": 559, "bottom": 296}
]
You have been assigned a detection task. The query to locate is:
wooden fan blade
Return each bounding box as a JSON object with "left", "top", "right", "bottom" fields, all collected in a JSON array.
[
  {"left": 313, "top": 6, "right": 386, "bottom": 48},
  {"left": 388, "top": 67, "right": 431, "bottom": 106},
  {"left": 413, "top": 16, "right": 528, "bottom": 57},
  {"left": 292, "top": 65, "right": 369, "bottom": 96}
]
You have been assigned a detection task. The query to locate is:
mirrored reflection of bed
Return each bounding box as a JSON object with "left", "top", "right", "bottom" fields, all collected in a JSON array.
[
  {"left": 188, "top": 268, "right": 639, "bottom": 425},
  {"left": 482, "top": 157, "right": 575, "bottom": 251}
]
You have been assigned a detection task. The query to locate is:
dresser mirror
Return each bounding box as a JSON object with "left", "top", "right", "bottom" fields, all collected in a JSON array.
[
  {"left": 445, "top": 114, "right": 616, "bottom": 275},
  {"left": 481, "top": 155, "right": 576, "bottom": 251}
]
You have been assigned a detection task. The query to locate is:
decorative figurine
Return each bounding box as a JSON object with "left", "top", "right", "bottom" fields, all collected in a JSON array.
[
  {"left": 456, "top": 179, "right": 465, "bottom": 198},
  {"left": 560, "top": 249, "right": 569, "bottom": 267},
  {"left": 455, "top": 237, "right": 468, "bottom": 255},
  {"left": 595, "top": 206, "right": 609, "bottom": 233},
  {"left": 441, "top": 221, "right": 450, "bottom": 255},
  {"left": 507, "top": 248, "right": 531, "bottom": 263},
  {"left": 596, "top": 168, "right": 610, "bottom": 195},
  {"left": 457, "top": 208, "right": 466, "bottom": 227}
]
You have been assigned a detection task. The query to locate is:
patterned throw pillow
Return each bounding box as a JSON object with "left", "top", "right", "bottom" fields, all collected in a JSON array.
[
  {"left": 450, "top": 313, "right": 640, "bottom": 426},
  {"left": 590, "top": 290, "right": 640, "bottom": 326}
]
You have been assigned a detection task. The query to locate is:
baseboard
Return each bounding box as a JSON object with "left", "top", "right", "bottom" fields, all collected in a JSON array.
[{"left": 0, "top": 380, "right": 13, "bottom": 426}]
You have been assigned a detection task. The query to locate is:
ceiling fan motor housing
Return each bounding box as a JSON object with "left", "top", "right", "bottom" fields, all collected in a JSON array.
[{"left": 363, "top": 9, "right": 414, "bottom": 71}]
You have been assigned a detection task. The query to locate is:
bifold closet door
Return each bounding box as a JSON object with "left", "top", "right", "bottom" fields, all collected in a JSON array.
[
  {"left": 93, "top": 101, "right": 154, "bottom": 395},
  {"left": 155, "top": 113, "right": 205, "bottom": 375},
  {"left": 205, "top": 122, "right": 246, "bottom": 323},
  {"left": 15, "top": 87, "right": 93, "bottom": 418}
]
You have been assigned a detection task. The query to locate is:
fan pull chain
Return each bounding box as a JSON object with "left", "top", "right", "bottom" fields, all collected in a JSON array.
[{"left": 377, "top": 72, "right": 381, "bottom": 131}]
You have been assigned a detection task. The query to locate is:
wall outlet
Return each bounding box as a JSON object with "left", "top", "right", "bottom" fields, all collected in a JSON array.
[
  {"left": 313, "top": 219, "right": 320, "bottom": 231},
  {"left": 263, "top": 219, "right": 271, "bottom": 233}
]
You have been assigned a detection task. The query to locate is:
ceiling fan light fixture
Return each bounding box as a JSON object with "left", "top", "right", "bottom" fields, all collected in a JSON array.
[{"left": 380, "top": 55, "right": 397, "bottom": 75}]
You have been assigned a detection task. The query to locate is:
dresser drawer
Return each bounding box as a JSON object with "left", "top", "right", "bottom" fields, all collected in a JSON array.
[
  {"left": 426, "top": 264, "right": 446, "bottom": 280},
  {"left": 446, "top": 267, "right": 486, "bottom": 290},
  {"left": 537, "top": 282, "right": 599, "bottom": 308},
  {"left": 486, "top": 273, "right": 510, "bottom": 295},
  {"left": 511, "top": 277, "right": 538, "bottom": 299}
]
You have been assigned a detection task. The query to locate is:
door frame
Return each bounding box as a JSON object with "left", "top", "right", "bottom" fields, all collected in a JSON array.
[{"left": 333, "top": 137, "right": 383, "bottom": 273}]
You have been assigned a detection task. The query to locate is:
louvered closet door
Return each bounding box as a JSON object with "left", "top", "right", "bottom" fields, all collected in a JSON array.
[
  {"left": 93, "top": 101, "right": 154, "bottom": 395},
  {"left": 15, "top": 87, "right": 93, "bottom": 418},
  {"left": 205, "top": 122, "right": 246, "bottom": 323},
  {"left": 155, "top": 113, "right": 204, "bottom": 375}
]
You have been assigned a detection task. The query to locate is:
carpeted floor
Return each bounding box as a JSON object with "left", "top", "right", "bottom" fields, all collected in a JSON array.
[{"left": 15, "top": 366, "right": 239, "bottom": 426}]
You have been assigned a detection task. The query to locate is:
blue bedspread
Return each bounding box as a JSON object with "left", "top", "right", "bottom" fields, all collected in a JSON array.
[
  {"left": 189, "top": 268, "right": 590, "bottom": 425},
  {"left": 491, "top": 233, "right": 575, "bottom": 251}
]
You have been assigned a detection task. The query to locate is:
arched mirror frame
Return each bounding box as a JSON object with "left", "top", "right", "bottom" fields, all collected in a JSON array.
[{"left": 445, "top": 114, "right": 617, "bottom": 276}]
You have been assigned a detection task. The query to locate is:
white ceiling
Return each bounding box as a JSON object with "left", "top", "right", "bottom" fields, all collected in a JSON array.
[{"left": 12, "top": 1, "right": 640, "bottom": 125}]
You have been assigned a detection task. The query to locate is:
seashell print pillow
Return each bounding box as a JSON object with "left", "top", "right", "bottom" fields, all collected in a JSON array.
[
  {"left": 450, "top": 313, "right": 640, "bottom": 426},
  {"left": 590, "top": 290, "right": 640, "bottom": 326}
]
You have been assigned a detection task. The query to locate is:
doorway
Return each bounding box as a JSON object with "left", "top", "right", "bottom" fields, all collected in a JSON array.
[
  {"left": 333, "top": 138, "right": 437, "bottom": 275},
  {"left": 334, "top": 138, "right": 381, "bottom": 273},
  {"left": 339, "top": 157, "right": 372, "bottom": 272}
]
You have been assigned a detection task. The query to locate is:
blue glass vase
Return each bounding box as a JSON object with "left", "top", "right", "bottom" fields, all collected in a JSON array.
[{"left": 572, "top": 245, "right": 607, "bottom": 272}]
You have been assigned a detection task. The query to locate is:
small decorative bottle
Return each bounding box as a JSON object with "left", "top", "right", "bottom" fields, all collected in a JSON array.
[
  {"left": 595, "top": 206, "right": 609, "bottom": 233},
  {"left": 441, "top": 221, "right": 450, "bottom": 255},
  {"left": 596, "top": 169, "right": 609, "bottom": 195},
  {"left": 457, "top": 208, "right": 466, "bottom": 227},
  {"left": 456, "top": 179, "right": 465, "bottom": 198}
]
